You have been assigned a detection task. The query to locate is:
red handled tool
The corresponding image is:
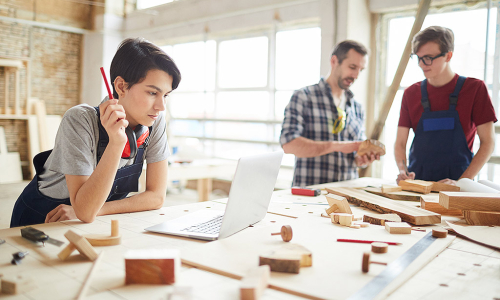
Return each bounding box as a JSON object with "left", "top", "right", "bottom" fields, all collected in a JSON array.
[{"left": 291, "top": 187, "right": 321, "bottom": 196}]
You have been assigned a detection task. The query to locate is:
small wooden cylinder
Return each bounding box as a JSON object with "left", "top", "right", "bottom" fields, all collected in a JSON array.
[
  {"left": 432, "top": 228, "right": 448, "bottom": 238},
  {"left": 371, "top": 242, "right": 388, "bottom": 254}
]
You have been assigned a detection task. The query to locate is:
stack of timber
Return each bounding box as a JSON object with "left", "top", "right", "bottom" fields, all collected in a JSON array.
[
  {"left": 420, "top": 194, "right": 462, "bottom": 216},
  {"left": 326, "top": 187, "right": 441, "bottom": 225},
  {"left": 440, "top": 192, "right": 500, "bottom": 226}
]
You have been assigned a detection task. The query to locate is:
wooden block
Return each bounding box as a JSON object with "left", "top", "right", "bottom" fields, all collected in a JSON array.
[
  {"left": 58, "top": 243, "right": 77, "bottom": 260},
  {"left": 363, "top": 213, "right": 401, "bottom": 226},
  {"left": 64, "top": 230, "right": 98, "bottom": 261},
  {"left": 371, "top": 242, "right": 388, "bottom": 253},
  {"left": 325, "top": 194, "right": 352, "bottom": 214},
  {"left": 385, "top": 222, "right": 411, "bottom": 234},
  {"left": 439, "top": 192, "right": 500, "bottom": 212},
  {"left": 381, "top": 185, "right": 402, "bottom": 193},
  {"left": 354, "top": 222, "right": 370, "bottom": 228},
  {"left": 420, "top": 194, "right": 462, "bottom": 216},
  {"left": 350, "top": 224, "right": 361, "bottom": 229},
  {"left": 357, "top": 139, "right": 386, "bottom": 157},
  {"left": 463, "top": 210, "right": 500, "bottom": 226},
  {"left": 432, "top": 228, "right": 448, "bottom": 238},
  {"left": 240, "top": 265, "right": 270, "bottom": 300},
  {"left": 338, "top": 214, "right": 353, "bottom": 226},
  {"left": 125, "top": 249, "right": 180, "bottom": 285},
  {"left": 325, "top": 204, "right": 339, "bottom": 215},
  {"left": 431, "top": 182, "right": 460, "bottom": 192},
  {"left": 1, "top": 275, "right": 36, "bottom": 294},
  {"left": 326, "top": 187, "right": 441, "bottom": 225},
  {"left": 398, "top": 180, "right": 433, "bottom": 194}
]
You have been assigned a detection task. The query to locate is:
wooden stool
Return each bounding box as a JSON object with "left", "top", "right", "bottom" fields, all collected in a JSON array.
[
  {"left": 84, "top": 220, "right": 121, "bottom": 246},
  {"left": 271, "top": 225, "right": 293, "bottom": 242},
  {"left": 362, "top": 252, "right": 387, "bottom": 273}
]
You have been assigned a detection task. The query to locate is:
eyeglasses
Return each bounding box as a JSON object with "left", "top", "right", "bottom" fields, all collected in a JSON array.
[
  {"left": 412, "top": 52, "right": 447, "bottom": 66},
  {"left": 331, "top": 107, "right": 346, "bottom": 134}
]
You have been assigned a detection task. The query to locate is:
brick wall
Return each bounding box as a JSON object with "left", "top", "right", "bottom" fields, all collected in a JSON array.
[{"left": 0, "top": 21, "right": 82, "bottom": 179}]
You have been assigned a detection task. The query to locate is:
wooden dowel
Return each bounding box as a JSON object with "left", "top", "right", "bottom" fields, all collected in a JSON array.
[
  {"left": 111, "top": 220, "right": 119, "bottom": 237},
  {"left": 77, "top": 251, "right": 104, "bottom": 300}
]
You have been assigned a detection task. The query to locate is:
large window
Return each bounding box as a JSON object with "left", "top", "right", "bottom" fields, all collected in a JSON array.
[
  {"left": 163, "top": 27, "right": 321, "bottom": 164},
  {"left": 378, "top": 3, "right": 500, "bottom": 181}
]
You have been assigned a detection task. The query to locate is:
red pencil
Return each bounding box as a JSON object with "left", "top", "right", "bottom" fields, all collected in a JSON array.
[
  {"left": 100, "top": 67, "right": 114, "bottom": 100},
  {"left": 336, "top": 238, "right": 402, "bottom": 246}
]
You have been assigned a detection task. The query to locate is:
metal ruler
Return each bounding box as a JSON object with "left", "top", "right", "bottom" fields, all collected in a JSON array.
[{"left": 348, "top": 232, "right": 437, "bottom": 300}]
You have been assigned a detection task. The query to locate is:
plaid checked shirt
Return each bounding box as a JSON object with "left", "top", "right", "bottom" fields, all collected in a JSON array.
[{"left": 280, "top": 78, "right": 366, "bottom": 186}]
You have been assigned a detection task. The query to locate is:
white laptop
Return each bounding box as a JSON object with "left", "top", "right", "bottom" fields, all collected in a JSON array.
[{"left": 145, "top": 150, "right": 284, "bottom": 241}]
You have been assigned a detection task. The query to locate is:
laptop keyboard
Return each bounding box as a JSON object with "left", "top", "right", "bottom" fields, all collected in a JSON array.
[{"left": 180, "top": 215, "right": 223, "bottom": 235}]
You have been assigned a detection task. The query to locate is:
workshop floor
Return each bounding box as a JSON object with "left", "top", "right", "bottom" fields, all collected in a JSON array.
[{"left": 0, "top": 181, "right": 227, "bottom": 230}]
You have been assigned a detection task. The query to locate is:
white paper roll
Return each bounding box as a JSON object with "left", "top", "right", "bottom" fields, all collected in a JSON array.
[
  {"left": 456, "top": 178, "right": 500, "bottom": 193},
  {"left": 478, "top": 179, "right": 500, "bottom": 192}
]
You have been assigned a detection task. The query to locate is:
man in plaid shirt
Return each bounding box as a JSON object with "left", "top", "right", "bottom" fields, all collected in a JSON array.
[{"left": 280, "top": 40, "right": 378, "bottom": 187}]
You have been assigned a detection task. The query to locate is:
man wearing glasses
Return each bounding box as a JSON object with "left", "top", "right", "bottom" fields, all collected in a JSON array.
[
  {"left": 280, "top": 40, "right": 378, "bottom": 187},
  {"left": 395, "top": 26, "right": 496, "bottom": 184}
]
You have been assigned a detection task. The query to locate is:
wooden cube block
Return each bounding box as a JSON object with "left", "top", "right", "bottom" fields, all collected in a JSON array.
[
  {"left": 125, "top": 249, "right": 180, "bottom": 285},
  {"left": 385, "top": 222, "right": 411, "bottom": 234},
  {"left": 1, "top": 275, "right": 36, "bottom": 294},
  {"left": 240, "top": 265, "right": 270, "bottom": 300},
  {"left": 338, "top": 213, "right": 353, "bottom": 226},
  {"left": 398, "top": 180, "right": 433, "bottom": 194}
]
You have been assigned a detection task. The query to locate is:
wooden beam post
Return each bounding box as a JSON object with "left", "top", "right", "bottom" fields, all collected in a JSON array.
[{"left": 369, "top": 0, "right": 431, "bottom": 140}]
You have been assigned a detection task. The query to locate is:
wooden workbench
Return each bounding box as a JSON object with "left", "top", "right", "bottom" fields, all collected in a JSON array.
[{"left": 0, "top": 178, "right": 499, "bottom": 299}]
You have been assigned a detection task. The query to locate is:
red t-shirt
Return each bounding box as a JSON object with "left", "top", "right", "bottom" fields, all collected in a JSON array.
[{"left": 398, "top": 74, "right": 497, "bottom": 150}]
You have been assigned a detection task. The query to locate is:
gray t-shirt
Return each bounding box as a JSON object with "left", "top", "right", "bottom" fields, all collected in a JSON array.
[{"left": 38, "top": 101, "right": 170, "bottom": 199}]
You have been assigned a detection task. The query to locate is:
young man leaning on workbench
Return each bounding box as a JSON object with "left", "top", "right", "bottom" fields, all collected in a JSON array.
[
  {"left": 280, "top": 40, "right": 379, "bottom": 187},
  {"left": 10, "top": 38, "right": 181, "bottom": 227},
  {"left": 395, "top": 26, "right": 497, "bottom": 185}
]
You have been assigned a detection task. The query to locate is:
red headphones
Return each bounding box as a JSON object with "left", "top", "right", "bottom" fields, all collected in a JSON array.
[{"left": 122, "top": 126, "right": 150, "bottom": 158}]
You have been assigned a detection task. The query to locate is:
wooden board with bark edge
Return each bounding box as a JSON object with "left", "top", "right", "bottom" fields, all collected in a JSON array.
[
  {"left": 463, "top": 210, "right": 500, "bottom": 226},
  {"left": 420, "top": 194, "right": 462, "bottom": 216},
  {"left": 439, "top": 192, "right": 500, "bottom": 212},
  {"left": 325, "top": 187, "right": 441, "bottom": 225},
  {"left": 363, "top": 187, "right": 422, "bottom": 202}
]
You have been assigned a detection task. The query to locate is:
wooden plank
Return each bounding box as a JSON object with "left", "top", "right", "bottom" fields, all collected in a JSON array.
[
  {"left": 463, "top": 211, "right": 500, "bottom": 226},
  {"left": 364, "top": 187, "right": 422, "bottom": 202},
  {"left": 325, "top": 187, "right": 441, "bottom": 225},
  {"left": 420, "top": 194, "right": 462, "bottom": 216},
  {"left": 363, "top": 213, "right": 401, "bottom": 225},
  {"left": 439, "top": 192, "right": 500, "bottom": 212},
  {"left": 381, "top": 185, "right": 402, "bottom": 193},
  {"left": 398, "top": 180, "right": 433, "bottom": 194},
  {"left": 430, "top": 182, "right": 460, "bottom": 192},
  {"left": 64, "top": 230, "right": 98, "bottom": 261}
]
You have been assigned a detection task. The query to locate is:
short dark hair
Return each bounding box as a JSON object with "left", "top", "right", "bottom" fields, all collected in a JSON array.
[
  {"left": 110, "top": 38, "right": 181, "bottom": 99},
  {"left": 412, "top": 26, "right": 454, "bottom": 54},
  {"left": 331, "top": 40, "right": 368, "bottom": 64}
]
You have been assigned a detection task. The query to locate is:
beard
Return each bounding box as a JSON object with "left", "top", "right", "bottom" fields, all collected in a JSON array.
[{"left": 337, "top": 76, "right": 355, "bottom": 90}]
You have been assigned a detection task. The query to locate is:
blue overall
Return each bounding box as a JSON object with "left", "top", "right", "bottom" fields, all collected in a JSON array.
[
  {"left": 408, "top": 76, "right": 473, "bottom": 181},
  {"left": 10, "top": 107, "right": 150, "bottom": 227}
]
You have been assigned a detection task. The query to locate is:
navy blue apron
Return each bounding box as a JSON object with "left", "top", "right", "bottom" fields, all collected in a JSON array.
[
  {"left": 10, "top": 107, "right": 150, "bottom": 227},
  {"left": 408, "top": 76, "right": 473, "bottom": 181}
]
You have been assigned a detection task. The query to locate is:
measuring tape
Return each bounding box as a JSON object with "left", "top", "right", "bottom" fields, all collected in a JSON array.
[{"left": 348, "top": 232, "right": 437, "bottom": 300}]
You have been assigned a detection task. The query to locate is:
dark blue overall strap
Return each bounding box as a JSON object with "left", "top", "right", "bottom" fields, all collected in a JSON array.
[
  {"left": 94, "top": 106, "right": 152, "bottom": 163},
  {"left": 420, "top": 79, "right": 431, "bottom": 112},
  {"left": 449, "top": 76, "right": 466, "bottom": 110}
]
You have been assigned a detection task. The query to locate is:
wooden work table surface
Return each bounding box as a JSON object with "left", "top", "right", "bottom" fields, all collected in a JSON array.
[{"left": 0, "top": 178, "right": 499, "bottom": 299}]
